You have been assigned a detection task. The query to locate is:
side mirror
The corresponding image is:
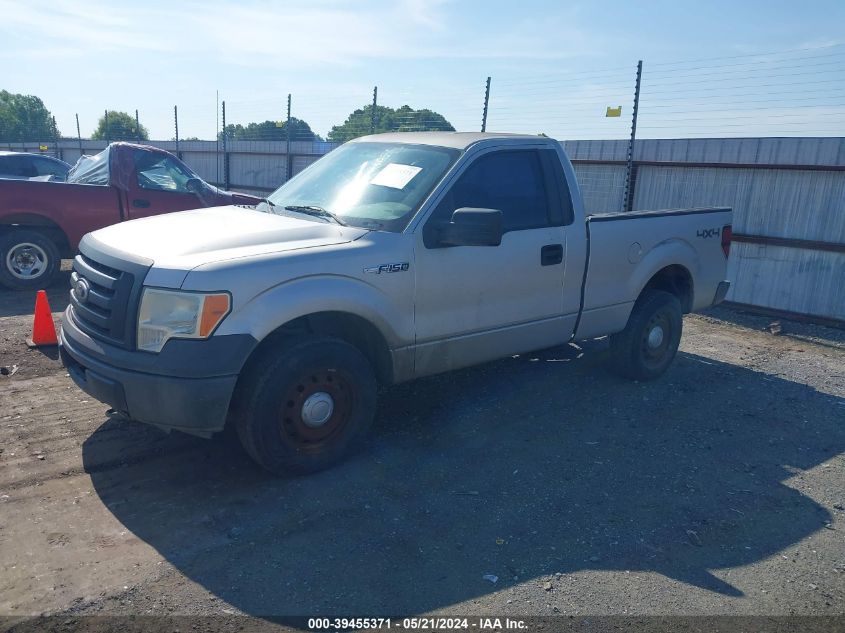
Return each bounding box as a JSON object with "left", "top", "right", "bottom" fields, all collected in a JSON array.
[
  {"left": 438, "top": 207, "right": 503, "bottom": 247},
  {"left": 185, "top": 177, "right": 203, "bottom": 194}
]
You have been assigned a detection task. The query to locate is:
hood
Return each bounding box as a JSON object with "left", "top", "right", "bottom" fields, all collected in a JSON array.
[{"left": 88, "top": 205, "right": 368, "bottom": 273}]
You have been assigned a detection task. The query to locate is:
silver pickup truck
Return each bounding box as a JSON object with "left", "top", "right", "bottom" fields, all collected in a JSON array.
[{"left": 60, "top": 132, "right": 732, "bottom": 475}]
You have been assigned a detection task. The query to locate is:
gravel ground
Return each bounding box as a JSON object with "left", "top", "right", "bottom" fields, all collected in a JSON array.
[{"left": 0, "top": 282, "right": 843, "bottom": 627}]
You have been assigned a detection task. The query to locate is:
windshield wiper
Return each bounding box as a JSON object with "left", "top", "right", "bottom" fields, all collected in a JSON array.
[
  {"left": 284, "top": 205, "right": 347, "bottom": 226},
  {"left": 256, "top": 198, "right": 276, "bottom": 211}
]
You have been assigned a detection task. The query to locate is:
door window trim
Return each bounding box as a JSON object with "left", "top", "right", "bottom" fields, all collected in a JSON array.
[{"left": 421, "top": 146, "right": 566, "bottom": 249}]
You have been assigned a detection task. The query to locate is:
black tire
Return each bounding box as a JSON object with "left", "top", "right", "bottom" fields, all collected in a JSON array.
[
  {"left": 0, "top": 229, "right": 60, "bottom": 290},
  {"left": 234, "top": 336, "right": 377, "bottom": 475},
  {"left": 609, "top": 289, "right": 683, "bottom": 381}
]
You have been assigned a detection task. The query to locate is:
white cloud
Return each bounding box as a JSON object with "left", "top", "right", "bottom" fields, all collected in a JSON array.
[{"left": 0, "top": 0, "right": 598, "bottom": 66}]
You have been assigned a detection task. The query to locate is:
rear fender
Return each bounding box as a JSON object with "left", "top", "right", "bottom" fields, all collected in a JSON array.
[{"left": 628, "top": 238, "right": 700, "bottom": 307}]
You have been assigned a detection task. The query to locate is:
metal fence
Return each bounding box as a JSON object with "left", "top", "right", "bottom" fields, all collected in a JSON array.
[{"left": 5, "top": 134, "right": 844, "bottom": 324}]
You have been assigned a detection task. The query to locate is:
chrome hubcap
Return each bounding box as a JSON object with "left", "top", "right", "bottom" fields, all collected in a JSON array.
[
  {"left": 647, "top": 325, "right": 665, "bottom": 349},
  {"left": 6, "top": 243, "right": 47, "bottom": 280},
  {"left": 300, "top": 391, "right": 335, "bottom": 428}
]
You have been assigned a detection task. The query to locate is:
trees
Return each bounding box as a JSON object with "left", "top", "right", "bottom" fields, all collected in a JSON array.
[
  {"left": 92, "top": 110, "right": 149, "bottom": 142},
  {"left": 220, "top": 118, "right": 320, "bottom": 142},
  {"left": 0, "top": 91, "right": 59, "bottom": 142},
  {"left": 328, "top": 104, "right": 455, "bottom": 143}
]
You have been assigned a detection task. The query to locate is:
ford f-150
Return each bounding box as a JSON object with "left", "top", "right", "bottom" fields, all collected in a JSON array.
[{"left": 59, "top": 132, "right": 733, "bottom": 475}]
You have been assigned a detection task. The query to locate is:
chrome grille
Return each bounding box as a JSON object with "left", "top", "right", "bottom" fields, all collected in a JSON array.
[{"left": 69, "top": 252, "right": 135, "bottom": 347}]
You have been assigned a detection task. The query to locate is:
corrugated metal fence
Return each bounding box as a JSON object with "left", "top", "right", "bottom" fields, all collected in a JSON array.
[{"left": 6, "top": 136, "right": 845, "bottom": 323}]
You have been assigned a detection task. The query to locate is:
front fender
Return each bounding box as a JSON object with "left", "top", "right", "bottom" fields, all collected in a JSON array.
[{"left": 214, "top": 274, "right": 411, "bottom": 349}]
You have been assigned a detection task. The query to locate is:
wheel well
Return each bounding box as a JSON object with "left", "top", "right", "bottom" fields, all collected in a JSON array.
[
  {"left": 0, "top": 215, "right": 72, "bottom": 258},
  {"left": 243, "top": 311, "right": 394, "bottom": 385},
  {"left": 641, "top": 265, "right": 693, "bottom": 313}
]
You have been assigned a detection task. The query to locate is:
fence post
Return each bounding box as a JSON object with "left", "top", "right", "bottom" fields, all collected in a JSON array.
[
  {"left": 76, "top": 114, "right": 83, "bottom": 156},
  {"left": 174, "top": 105, "right": 181, "bottom": 158},
  {"left": 52, "top": 115, "right": 61, "bottom": 160},
  {"left": 216, "top": 90, "right": 220, "bottom": 186},
  {"left": 370, "top": 86, "right": 378, "bottom": 134},
  {"left": 222, "top": 100, "right": 229, "bottom": 190},
  {"left": 481, "top": 76, "right": 491, "bottom": 132},
  {"left": 623, "top": 60, "right": 642, "bottom": 213},
  {"left": 104, "top": 110, "right": 110, "bottom": 144},
  {"left": 135, "top": 109, "right": 141, "bottom": 143},
  {"left": 286, "top": 93, "right": 292, "bottom": 182}
]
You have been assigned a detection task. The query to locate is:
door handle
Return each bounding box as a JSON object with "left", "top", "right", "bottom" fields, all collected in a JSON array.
[
  {"left": 132, "top": 199, "right": 151, "bottom": 208},
  {"left": 541, "top": 244, "right": 563, "bottom": 266}
]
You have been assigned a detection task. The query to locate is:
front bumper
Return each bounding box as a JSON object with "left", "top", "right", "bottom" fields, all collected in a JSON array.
[{"left": 60, "top": 307, "right": 256, "bottom": 437}]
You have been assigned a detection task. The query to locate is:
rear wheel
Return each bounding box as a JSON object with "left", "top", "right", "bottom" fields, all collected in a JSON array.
[
  {"left": 609, "top": 290, "right": 683, "bottom": 381},
  {"left": 235, "top": 336, "right": 377, "bottom": 475},
  {"left": 0, "top": 229, "right": 60, "bottom": 290}
]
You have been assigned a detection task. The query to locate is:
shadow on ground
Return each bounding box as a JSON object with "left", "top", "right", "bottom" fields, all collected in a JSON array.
[
  {"left": 82, "top": 344, "right": 843, "bottom": 614},
  {"left": 0, "top": 269, "right": 71, "bottom": 318}
]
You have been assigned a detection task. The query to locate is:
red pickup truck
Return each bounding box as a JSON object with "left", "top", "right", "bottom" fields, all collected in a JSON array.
[{"left": 0, "top": 143, "right": 261, "bottom": 289}]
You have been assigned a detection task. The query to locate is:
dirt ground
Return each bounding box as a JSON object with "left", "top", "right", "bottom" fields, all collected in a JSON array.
[{"left": 0, "top": 278, "right": 843, "bottom": 626}]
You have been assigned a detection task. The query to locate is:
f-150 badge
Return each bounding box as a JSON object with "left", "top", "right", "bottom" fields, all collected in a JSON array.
[{"left": 364, "top": 262, "right": 410, "bottom": 274}]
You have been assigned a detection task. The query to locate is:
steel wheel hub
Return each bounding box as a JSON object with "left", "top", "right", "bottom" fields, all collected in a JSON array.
[
  {"left": 641, "top": 312, "right": 671, "bottom": 367},
  {"left": 7, "top": 243, "right": 47, "bottom": 280},
  {"left": 647, "top": 325, "right": 665, "bottom": 349},
  {"left": 280, "top": 369, "right": 353, "bottom": 449},
  {"left": 301, "top": 391, "right": 335, "bottom": 428}
]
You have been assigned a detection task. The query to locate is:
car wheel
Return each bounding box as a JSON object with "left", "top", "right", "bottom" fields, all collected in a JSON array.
[
  {"left": 609, "top": 289, "right": 683, "bottom": 381},
  {"left": 235, "top": 336, "right": 377, "bottom": 475},
  {"left": 0, "top": 229, "right": 60, "bottom": 290}
]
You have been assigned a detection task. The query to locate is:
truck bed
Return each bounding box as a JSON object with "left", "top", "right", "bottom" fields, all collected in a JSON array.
[{"left": 575, "top": 206, "right": 733, "bottom": 339}]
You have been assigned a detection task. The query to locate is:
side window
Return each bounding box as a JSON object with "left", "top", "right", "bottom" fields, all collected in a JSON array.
[
  {"left": 135, "top": 152, "right": 194, "bottom": 193},
  {"left": 541, "top": 149, "right": 574, "bottom": 226},
  {"left": 436, "top": 150, "right": 551, "bottom": 232},
  {"left": 34, "top": 158, "right": 68, "bottom": 178},
  {"left": 0, "top": 155, "right": 37, "bottom": 178}
]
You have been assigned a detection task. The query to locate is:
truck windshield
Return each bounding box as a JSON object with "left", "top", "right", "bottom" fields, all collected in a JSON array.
[{"left": 266, "top": 142, "right": 460, "bottom": 232}]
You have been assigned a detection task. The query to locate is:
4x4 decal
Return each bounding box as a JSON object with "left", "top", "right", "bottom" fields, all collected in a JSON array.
[{"left": 697, "top": 227, "right": 721, "bottom": 239}]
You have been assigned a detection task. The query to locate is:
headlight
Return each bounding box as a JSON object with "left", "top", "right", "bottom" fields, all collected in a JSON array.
[{"left": 137, "top": 288, "right": 231, "bottom": 353}]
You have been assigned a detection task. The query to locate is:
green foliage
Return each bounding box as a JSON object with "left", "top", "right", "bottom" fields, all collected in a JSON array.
[
  {"left": 0, "top": 90, "right": 59, "bottom": 142},
  {"left": 328, "top": 104, "right": 455, "bottom": 143},
  {"left": 92, "top": 110, "right": 149, "bottom": 141},
  {"left": 219, "top": 118, "right": 320, "bottom": 142}
]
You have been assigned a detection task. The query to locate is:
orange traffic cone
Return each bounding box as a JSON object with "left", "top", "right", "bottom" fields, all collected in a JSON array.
[{"left": 26, "top": 290, "right": 58, "bottom": 348}]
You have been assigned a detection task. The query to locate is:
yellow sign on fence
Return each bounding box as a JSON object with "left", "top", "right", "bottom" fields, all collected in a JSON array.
[
  {"left": 39, "top": 144, "right": 48, "bottom": 151},
  {"left": 605, "top": 106, "right": 622, "bottom": 118}
]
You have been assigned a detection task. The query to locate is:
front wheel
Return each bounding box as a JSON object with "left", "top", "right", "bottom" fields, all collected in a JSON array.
[
  {"left": 235, "top": 336, "right": 377, "bottom": 475},
  {"left": 0, "top": 229, "right": 60, "bottom": 290},
  {"left": 608, "top": 290, "right": 683, "bottom": 381}
]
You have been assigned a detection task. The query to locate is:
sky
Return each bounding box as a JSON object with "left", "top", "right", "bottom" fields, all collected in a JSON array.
[{"left": 2, "top": 0, "right": 844, "bottom": 141}]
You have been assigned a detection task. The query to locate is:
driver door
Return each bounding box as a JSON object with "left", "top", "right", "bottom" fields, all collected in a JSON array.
[
  {"left": 413, "top": 146, "right": 573, "bottom": 377},
  {"left": 125, "top": 150, "right": 203, "bottom": 219}
]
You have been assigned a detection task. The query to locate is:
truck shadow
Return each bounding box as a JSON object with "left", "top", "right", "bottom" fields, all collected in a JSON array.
[
  {"left": 0, "top": 269, "right": 71, "bottom": 318},
  {"left": 81, "top": 345, "right": 843, "bottom": 615}
]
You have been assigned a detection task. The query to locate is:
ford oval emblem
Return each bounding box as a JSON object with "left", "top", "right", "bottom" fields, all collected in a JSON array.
[{"left": 74, "top": 277, "right": 91, "bottom": 303}]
